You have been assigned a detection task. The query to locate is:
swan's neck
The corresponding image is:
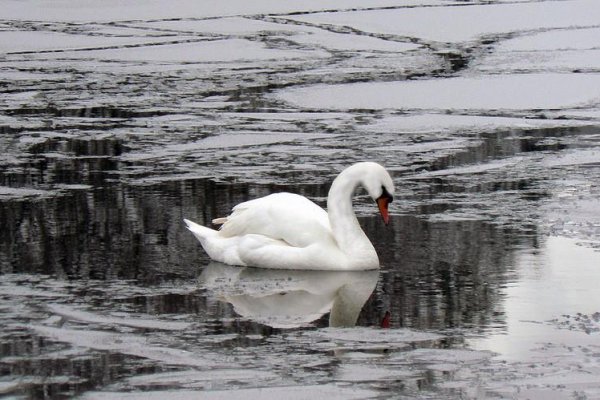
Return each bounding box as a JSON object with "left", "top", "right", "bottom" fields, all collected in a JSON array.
[{"left": 327, "top": 170, "right": 377, "bottom": 264}]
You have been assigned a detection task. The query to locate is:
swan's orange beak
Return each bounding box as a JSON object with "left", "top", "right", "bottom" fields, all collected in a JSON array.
[{"left": 376, "top": 194, "right": 392, "bottom": 225}]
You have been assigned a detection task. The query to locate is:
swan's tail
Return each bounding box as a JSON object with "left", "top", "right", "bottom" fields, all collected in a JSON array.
[
  {"left": 183, "top": 218, "right": 218, "bottom": 244},
  {"left": 183, "top": 218, "right": 244, "bottom": 266}
]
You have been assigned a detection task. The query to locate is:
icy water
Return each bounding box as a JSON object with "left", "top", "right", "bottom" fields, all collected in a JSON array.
[{"left": 2, "top": 0, "right": 600, "bottom": 398}]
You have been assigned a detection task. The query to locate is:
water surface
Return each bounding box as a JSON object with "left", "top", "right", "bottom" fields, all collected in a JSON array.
[{"left": 1, "top": 0, "right": 600, "bottom": 398}]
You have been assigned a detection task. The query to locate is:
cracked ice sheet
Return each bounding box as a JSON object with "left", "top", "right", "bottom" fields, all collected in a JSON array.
[
  {"left": 45, "top": 304, "right": 192, "bottom": 331},
  {"left": 0, "top": 31, "right": 183, "bottom": 54},
  {"left": 26, "top": 38, "right": 329, "bottom": 63},
  {"left": 543, "top": 148, "right": 600, "bottom": 168},
  {"left": 79, "top": 385, "right": 378, "bottom": 400},
  {"left": 141, "top": 17, "right": 302, "bottom": 35},
  {"left": 363, "top": 114, "right": 593, "bottom": 135},
  {"left": 289, "top": 30, "right": 421, "bottom": 53},
  {"left": 478, "top": 49, "right": 600, "bottom": 74},
  {"left": 275, "top": 73, "right": 600, "bottom": 111},
  {"left": 285, "top": 0, "right": 600, "bottom": 44},
  {"left": 143, "top": 18, "right": 421, "bottom": 52},
  {"left": 121, "top": 131, "right": 334, "bottom": 161},
  {"left": 30, "top": 325, "right": 230, "bottom": 369},
  {"left": 145, "top": 17, "right": 420, "bottom": 52},
  {"left": 496, "top": 27, "right": 600, "bottom": 52},
  {"left": 0, "top": 0, "right": 447, "bottom": 22},
  {"left": 476, "top": 26, "right": 600, "bottom": 72}
]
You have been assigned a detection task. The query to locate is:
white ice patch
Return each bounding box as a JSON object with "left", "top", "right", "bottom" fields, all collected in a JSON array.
[
  {"left": 335, "top": 364, "right": 415, "bottom": 382},
  {"left": 275, "top": 73, "right": 600, "bottom": 111},
  {"left": 0, "top": 186, "right": 56, "bottom": 200},
  {"left": 307, "top": 327, "right": 443, "bottom": 345},
  {"left": 143, "top": 17, "right": 304, "bottom": 35},
  {"left": 477, "top": 49, "right": 600, "bottom": 73},
  {"left": 0, "top": 0, "right": 446, "bottom": 22},
  {"left": 0, "top": 30, "right": 179, "bottom": 54},
  {"left": 176, "top": 132, "right": 330, "bottom": 150},
  {"left": 363, "top": 114, "right": 591, "bottom": 135},
  {"left": 125, "top": 368, "right": 279, "bottom": 388},
  {"left": 402, "top": 348, "right": 493, "bottom": 364},
  {"left": 30, "top": 325, "right": 230, "bottom": 368},
  {"left": 286, "top": 0, "right": 600, "bottom": 43},
  {"left": 547, "top": 109, "right": 600, "bottom": 121},
  {"left": 415, "top": 158, "right": 518, "bottom": 177},
  {"left": 289, "top": 30, "right": 421, "bottom": 53},
  {"left": 79, "top": 384, "right": 378, "bottom": 400},
  {"left": 543, "top": 149, "right": 600, "bottom": 167},
  {"left": 543, "top": 185, "right": 600, "bottom": 247},
  {"left": 0, "top": 285, "right": 69, "bottom": 298},
  {"left": 497, "top": 27, "right": 600, "bottom": 52},
  {"left": 0, "top": 376, "right": 79, "bottom": 393},
  {"left": 0, "top": 70, "right": 72, "bottom": 82},
  {"left": 471, "top": 25, "right": 600, "bottom": 73},
  {"left": 34, "top": 38, "right": 329, "bottom": 63},
  {"left": 121, "top": 132, "right": 334, "bottom": 162},
  {"left": 46, "top": 304, "right": 192, "bottom": 331}
]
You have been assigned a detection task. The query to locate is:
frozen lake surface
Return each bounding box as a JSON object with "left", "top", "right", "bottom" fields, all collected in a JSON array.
[{"left": 1, "top": 0, "right": 600, "bottom": 398}]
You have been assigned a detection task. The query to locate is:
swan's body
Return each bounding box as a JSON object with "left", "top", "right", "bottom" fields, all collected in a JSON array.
[{"left": 184, "top": 162, "right": 394, "bottom": 270}]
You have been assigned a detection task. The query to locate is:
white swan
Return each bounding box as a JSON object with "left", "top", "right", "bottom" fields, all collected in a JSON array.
[{"left": 184, "top": 162, "right": 394, "bottom": 270}]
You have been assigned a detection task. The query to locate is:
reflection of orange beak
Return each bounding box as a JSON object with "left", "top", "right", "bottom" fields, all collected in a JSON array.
[
  {"left": 377, "top": 195, "right": 391, "bottom": 225},
  {"left": 381, "top": 311, "right": 391, "bottom": 328}
]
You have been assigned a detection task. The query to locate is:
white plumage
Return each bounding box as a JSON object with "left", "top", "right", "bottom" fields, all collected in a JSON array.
[{"left": 184, "top": 162, "right": 394, "bottom": 270}]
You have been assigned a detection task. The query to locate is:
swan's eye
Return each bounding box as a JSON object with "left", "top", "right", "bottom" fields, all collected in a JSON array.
[{"left": 380, "top": 186, "right": 393, "bottom": 203}]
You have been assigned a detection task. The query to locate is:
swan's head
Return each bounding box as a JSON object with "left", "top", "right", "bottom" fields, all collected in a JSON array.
[
  {"left": 349, "top": 162, "right": 395, "bottom": 225},
  {"left": 364, "top": 163, "right": 394, "bottom": 225}
]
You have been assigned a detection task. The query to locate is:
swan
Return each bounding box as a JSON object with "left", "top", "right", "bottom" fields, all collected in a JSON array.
[{"left": 184, "top": 162, "right": 394, "bottom": 270}]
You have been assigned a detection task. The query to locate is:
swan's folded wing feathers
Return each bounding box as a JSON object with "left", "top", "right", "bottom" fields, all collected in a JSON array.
[
  {"left": 212, "top": 217, "right": 228, "bottom": 225},
  {"left": 213, "top": 197, "right": 258, "bottom": 233},
  {"left": 217, "top": 193, "right": 331, "bottom": 247}
]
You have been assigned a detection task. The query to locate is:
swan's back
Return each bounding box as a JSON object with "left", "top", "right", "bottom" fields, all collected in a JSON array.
[{"left": 217, "top": 193, "right": 332, "bottom": 248}]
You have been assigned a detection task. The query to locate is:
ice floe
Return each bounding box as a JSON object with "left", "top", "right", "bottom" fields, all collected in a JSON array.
[
  {"left": 0, "top": 186, "right": 57, "bottom": 200},
  {"left": 35, "top": 38, "right": 329, "bottom": 63},
  {"left": 1, "top": 0, "right": 445, "bottom": 22},
  {"left": 46, "top": 303, "right": 192, "bottom": 331},
  {"left": 497, "top": 27, "right": 600, "bottom": 52},
  {"left": 543, "top": 148, "right": 600, "bottom": 167},
  {"left": 124, "top": 368, "right": 279, "bottom": 389},
  {"left": 275, "top": 73, "right": 600, "bottom": 111},
  {"left": 79, "top": 384, "right": 378, "bottom": 400},
  {"left": 0, "top": 30, "right": 183, "bottom": 55},
  {"left": 363, "top": 114, "right": 593, "bottom": 135},
  {"left": 30, "top": 325, "right": 229, "bottom": 368},
  {"left": 286, "top": 0, "right": 600, "bottom": 44}
]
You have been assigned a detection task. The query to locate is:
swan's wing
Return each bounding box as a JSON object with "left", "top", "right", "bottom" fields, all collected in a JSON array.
[
  {"left": 216, "top": 193, "right": 331, "bottom": 247},
  {"left": 237, "top": 234, "right": 343, "bottom": 270}
]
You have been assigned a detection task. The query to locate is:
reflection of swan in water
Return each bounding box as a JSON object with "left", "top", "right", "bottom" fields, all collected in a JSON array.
[{"left": 199, "top": 262, "right": 379, "bottom": 329}]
